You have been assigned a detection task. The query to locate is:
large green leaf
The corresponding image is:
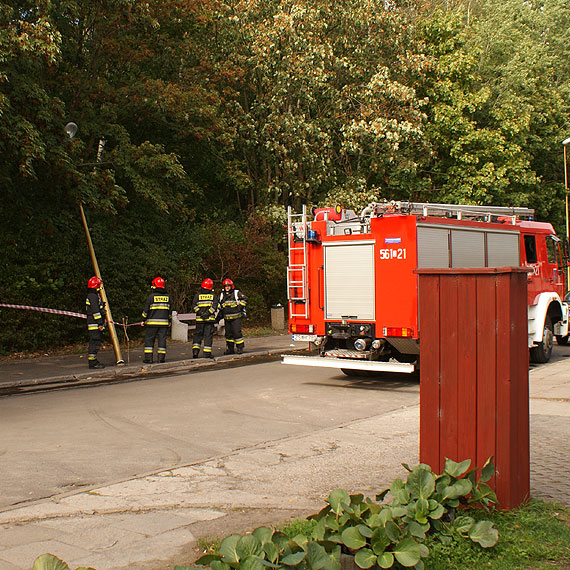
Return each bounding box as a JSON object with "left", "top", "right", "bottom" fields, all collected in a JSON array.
[
  {"left": 281, "top": 551, "right": 307, "bottom": 566},
  {"left": 237, "top": 535, "right": 262, "bottom": 559},
  {"left": 33, "top": 556, "right": 70, "bottom": 570},
  {"left": 371, "top": 527, "right": 391, "bottom": 555},
  {"left": 413, "top": 499, "right": 429, "bottom": 524},
  {"left": 263, "top": 542, "right": 278, "bottom": 563},
  {"left": 307, "top": 541, "right": 331, "bottom": 570},
  {"left": 442, "top": 479, "right": 472, "bottom": 500},
  {"left": 428, "top": 502, "right": 444, "bottom": 520},
  {"left": 323, "top": 546, "right": 341, "bottom": 570},
  {"left": 377, "top": 552, "right": 394, "bottom": 569},
  {"left": 211, "top": 561, "right": 231, "bottom": 570},
  {"left": 444, "top": 458, "right": 471, "bottom": 478},
  {"left": 385, "top": 521, "right": 402, "bottom": 543},
  {"left": 341, "top": 527, "right": 367, "bottom": 549},
  {"left": 220, "top": 535, "right": 242, "bottom": 563},
  {"left": 253, "top": 527, "right": 273, "bottom": 545},
  {"left": 393, "top": 538, "right": 422, "bottom": 567},
  {"left": 406, "top": 467, "right": 435, "bottom": 499},
  {"left": 469, "top": 521, "right": 499, "bottom": 548},
  {"left": 325, "top": 514, "right": 340, "bottom": 531},
  {"left": 407, "top": 521, "right": 428, "bottom": 539},
  {"left": 480, "top": 457, "right": 495, "bottom": 483},
  {"left": 329, "top": 489, "right": 350, "bottom": 514},
  {"left": 357, "top": 524, "right": 373, "bottom": 538},
  {"left": 312, "top": 518, "right": 326, "bottom": 540},
  {"left": 240, "top": 556, "right": 264, "bottom": 570},
  {"left": 453, "top": 516, "right": 474, "bottom": 534},
  {"left": 354, "top": 548, "right": 377, "bottom": 569}
]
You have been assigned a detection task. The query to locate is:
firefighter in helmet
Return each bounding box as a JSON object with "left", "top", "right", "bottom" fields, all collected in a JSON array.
[
  {"left": 141, "top": 276, "right": 171, "bottom": 363},
  {"left": 86, "top": 276, "right": 106, "bottom": 369},
  {"left": 192, "top": 278, "right": 219, "bottom": 358},
  {"left": 218, "top": 278, "right": 247, "bottom": 354}
]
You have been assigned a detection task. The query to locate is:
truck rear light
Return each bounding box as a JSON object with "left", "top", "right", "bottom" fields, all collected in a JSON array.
[
  {"left": 291, "top": 323, "right": 314, "bottom": 333},
  {"left": 383, "top": 327, "right": 414, "bottom": 337}
]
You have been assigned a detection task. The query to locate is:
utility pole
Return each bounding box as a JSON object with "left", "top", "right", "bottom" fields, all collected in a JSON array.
[{"left": 66, "top": 122, "right": 125, "bottom": 365}]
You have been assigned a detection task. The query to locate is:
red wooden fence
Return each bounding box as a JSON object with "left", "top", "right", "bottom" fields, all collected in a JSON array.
[{"left": 416, "top": 267, "right": 530, "bottom": 510}]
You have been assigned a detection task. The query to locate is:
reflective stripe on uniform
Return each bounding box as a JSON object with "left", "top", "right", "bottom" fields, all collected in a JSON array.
[{"left": 146, "top": 319, "right": 170, "bottom": 326}]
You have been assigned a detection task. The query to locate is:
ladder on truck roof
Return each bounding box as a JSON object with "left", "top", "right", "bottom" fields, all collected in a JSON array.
[
  {"left": 287, "top": 205, "right": 309, "bottom": 319},
  {"left": 366, "top": 201, "right": 535, "bottom": 222}
]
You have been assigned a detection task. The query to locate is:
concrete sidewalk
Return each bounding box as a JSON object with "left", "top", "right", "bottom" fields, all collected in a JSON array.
[
  {"left": 0, "top": 333, "right": 297, "bottom": 393},
  {"left": 0, "top": 341, "right": 569, "bottom": 570}
]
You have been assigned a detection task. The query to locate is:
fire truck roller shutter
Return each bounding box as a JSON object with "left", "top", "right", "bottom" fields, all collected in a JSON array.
[
  {"left": 417, "top": 226, "right": 450, "bottom": 268},
  {"left": 486, "top": 231, "right": 520, "bottom": 267},
  {"left": 451, "top": 230, "right": 485, "bottom": 268},
  {"left": 323, "top": 242, "right": 375, "bottom": 320}
]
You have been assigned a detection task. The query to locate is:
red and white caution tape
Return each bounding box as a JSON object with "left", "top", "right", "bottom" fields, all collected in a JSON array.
[
  {"left": 0, "top": 303, "right": 86, "bottom": 319},
  {"left": 0, "top": 303, "right": 143, "bottom": 327}
]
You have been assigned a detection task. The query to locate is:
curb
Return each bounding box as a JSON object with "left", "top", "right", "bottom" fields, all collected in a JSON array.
[{"left": 0, "top": 348, "right": 301, "bottom": 394}]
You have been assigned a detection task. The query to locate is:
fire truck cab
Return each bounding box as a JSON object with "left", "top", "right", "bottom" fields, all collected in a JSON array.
[{"left": 283, "top": 201, "right": 570, "bottom": 374}]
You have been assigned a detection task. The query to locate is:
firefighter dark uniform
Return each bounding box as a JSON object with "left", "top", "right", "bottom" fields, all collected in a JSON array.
[
  {"left": 192, "top": 278, "right": 219, "bottom": 358},
  {"left": 218, "top": 278, "right": 247, "bottom": 354},
  {"left": 86, "top": 276, "right": 106, "bottom": 369},
  {"left": 141, "top": 276, "right": 171, "bottom": 363}
]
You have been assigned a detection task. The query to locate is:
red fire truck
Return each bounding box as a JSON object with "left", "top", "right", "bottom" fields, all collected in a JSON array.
[{"left": 283, "top": 201, "right": 570, "bottom": 375}]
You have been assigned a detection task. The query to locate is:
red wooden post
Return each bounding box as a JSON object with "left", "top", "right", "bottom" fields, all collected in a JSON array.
[{"left": 416, "top": 267, "right": 530, "bottom": 510}]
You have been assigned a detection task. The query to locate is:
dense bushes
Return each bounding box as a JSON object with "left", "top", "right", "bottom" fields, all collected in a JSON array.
[{"left": 0, "top": 206, "right": 287, "bottom": 354}]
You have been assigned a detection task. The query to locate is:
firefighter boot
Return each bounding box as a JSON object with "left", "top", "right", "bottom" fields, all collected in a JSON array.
[
  {"left": 142, "top": 357, "right": 153, "bottom": 364},
  {"left": 224, "top": 342, "right": 235, "bottom": 355},
  {"left": 158, "top": 355, "right": 166, "bottom": 363},
  {"left": 89, "top": 360, "right": 105, "bottom": 369},
  {"left": 236, "top": 344, "right": 244, "bottom": 355},
  {"left": 192, "top": 348, "right": 199, "bottom": 359}
]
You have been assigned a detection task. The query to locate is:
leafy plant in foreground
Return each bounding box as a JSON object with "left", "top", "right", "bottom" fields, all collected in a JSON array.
[{"left": 190, "top": 459, "right": 499, "bottom": 570}]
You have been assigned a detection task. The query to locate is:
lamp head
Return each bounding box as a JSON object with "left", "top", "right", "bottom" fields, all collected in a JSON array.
[
  {"left": 563, "top": 137, "right": 570, "bottom": 146},
  {"left": 64, "top": 122, "right": 78, "bottom": 139}
]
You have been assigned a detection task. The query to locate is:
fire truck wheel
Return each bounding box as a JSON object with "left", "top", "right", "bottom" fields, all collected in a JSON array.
[
  {"left": 530, "top": 317, "right": 554, "bottom": 364},
  {"left": 556, "top": 334, "right": 569, "bottom": 346}
]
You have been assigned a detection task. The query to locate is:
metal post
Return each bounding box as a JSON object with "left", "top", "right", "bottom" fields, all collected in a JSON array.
[
  {"left": 79, "top": 203, "right": 125, "bottom": 365},
  {"left": 562, "top": 138, "right": 570, "bottom": 290}
]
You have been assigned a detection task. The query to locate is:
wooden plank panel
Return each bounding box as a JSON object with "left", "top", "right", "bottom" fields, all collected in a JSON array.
[
  {"left": 419, "top": 274, "right": 441, "bottom": 469},
  {"left": 510, "top": 272, "right": 530, "bottom": 505},
  {"left": 439, "top": 275, "right": 459, "bottom": 466},
  {"left": 475, "top": 275, "right": 497, "bottom": 482},
  {"left": 495, "top": 273, "right": 512, "bottom": 506},
  {"left": 457, "top": 275, "right": 477, "bottom": 464}
]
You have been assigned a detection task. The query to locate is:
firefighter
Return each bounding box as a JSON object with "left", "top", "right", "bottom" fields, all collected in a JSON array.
[
  {"left": 86, "top": 276, "right": 106, "bottom": 369},
  {"left": 192, "top": 278, "right": 219, "bottom": 358},
  {"left": 141, "top": 276, "right": 171, "bottom": 363},
  {"left": 218, "top": 278, "right": 247, "bottom": 354}
]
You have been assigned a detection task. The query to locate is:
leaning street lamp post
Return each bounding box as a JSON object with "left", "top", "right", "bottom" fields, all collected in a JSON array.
[
  {"left": 65, "top": 122, "right": 125, "bottom": 365},
  {"left": 563, "top": 137, "right": 570, "bottom": 290}
]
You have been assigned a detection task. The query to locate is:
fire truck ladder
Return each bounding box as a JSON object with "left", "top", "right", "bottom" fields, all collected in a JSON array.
[
  {"left": 366, "top": 201, "right": 535, "bottom": 223},
  {"left": 287, "top": 205, "right": 309, "bottom": 319}
]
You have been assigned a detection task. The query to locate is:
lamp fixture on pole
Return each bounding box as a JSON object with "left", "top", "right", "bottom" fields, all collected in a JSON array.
[{"left": 66, "top": 122, "right": 125, "bottom": 365}]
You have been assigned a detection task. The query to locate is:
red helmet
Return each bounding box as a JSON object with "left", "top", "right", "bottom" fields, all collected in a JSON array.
[
  {"left": 87, "top": 276, "right": 102, "bottom": 289},
  {"left": 223, "top": 278, "right": 234, "bottom": 289},
  {"left": 152, "top": 276, "right": 165, "bottom": 288},
  {"left": 201, "top": 278, "right": 213, "bottom": 290}
]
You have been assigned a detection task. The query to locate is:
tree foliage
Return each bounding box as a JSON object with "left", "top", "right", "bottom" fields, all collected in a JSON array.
[{"left": 1, "top": 0, "right": 569, "bottom": 351}]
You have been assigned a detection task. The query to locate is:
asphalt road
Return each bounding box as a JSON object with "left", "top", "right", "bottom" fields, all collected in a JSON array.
[{"left": 0, "top": 360, "right": 420, "bottom": 511}]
